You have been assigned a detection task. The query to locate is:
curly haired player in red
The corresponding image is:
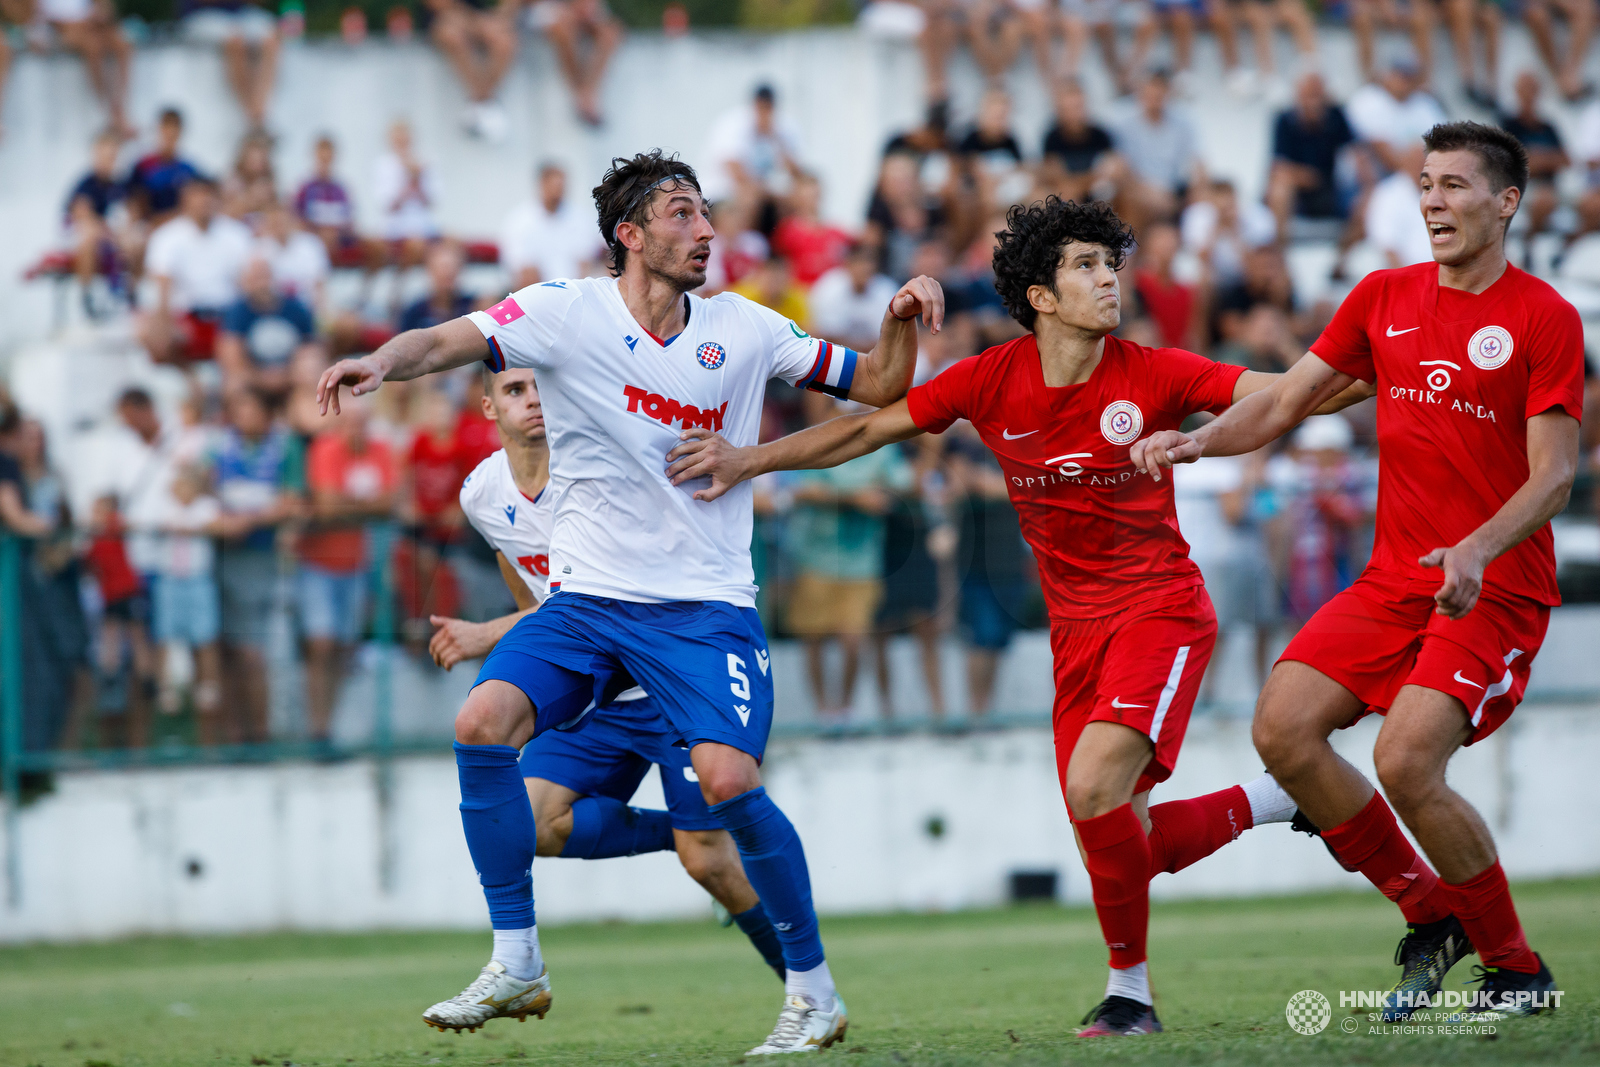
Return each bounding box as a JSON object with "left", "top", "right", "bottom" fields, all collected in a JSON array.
[
  {"left": 1133, "top": 121, "right": 1581, "bottom": 1022},
  {"left": 665, "top": 196, "right": 1372, "bottom": 1037}
]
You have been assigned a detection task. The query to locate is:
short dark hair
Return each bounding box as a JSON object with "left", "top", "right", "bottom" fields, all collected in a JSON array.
[
  {"left": 0, "top": 401, "right": 19, "bottom": 437},
  {"left": 991, "top": 197, "right": 1135, "bottom": 331},
  {"left": 754, "top": 84, "right": 776, "bottom": 104},
  {"left": 1423, "top": 121, "right": 1529, "bottom": 198},
  {"left": 159, "top": 107, "right": 183, "bottom": 127},
  {"left": 117, "top": 386, "right": 153, "bottom": 409},
  {"left": 592, "top": 150, "right": 702, "bottom": 276}
]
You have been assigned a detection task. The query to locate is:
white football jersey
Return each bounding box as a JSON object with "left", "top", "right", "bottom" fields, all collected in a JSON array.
[
  {"left": 468, "top": 276, "right": 859, "bottom": 607},
  {"left": 460, "top": 448, "right": 648, "bottom": 702},
  {"left": 459, "top": 449, "right": 554, "bottom": 604}
]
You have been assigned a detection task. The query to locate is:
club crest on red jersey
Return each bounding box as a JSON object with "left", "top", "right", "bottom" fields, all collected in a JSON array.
[
  {"left": 1100, "top": 401, "right": 1143, "bottom": 445},
  {"left": 696, "top": 341, "right": 727, "bottom": 369},
  {"left": 1468, "top": 325, "right": 1513, "bottom": 370}
]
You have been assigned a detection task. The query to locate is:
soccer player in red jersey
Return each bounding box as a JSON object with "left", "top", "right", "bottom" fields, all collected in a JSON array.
[
  {"left": 666, "top": 197, "right": 1371, "bottom": 1036},
  {"left": 1133, "top": 122, "right": 1581, "bottom": 1020}
]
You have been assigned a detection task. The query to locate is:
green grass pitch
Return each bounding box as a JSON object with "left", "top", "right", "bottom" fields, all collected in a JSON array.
[{"left": 2, "top": 877, "right": 1597, "bottom": 1067}]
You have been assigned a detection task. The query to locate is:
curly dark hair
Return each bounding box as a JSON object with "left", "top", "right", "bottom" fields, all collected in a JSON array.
[
  {"left": 991, "top": 197, "right": 1136, "bottom": 331},
  {"left": 592, "top": 150, "right": 702, "bottom": 276}
]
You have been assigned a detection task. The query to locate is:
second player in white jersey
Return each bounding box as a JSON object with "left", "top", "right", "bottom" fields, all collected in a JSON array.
[
  {"left": 468, "top": 275, "right": 857, "bottom": 607},
  {"left": 459, "top": 449, "right": 555, "bottom": 605}
]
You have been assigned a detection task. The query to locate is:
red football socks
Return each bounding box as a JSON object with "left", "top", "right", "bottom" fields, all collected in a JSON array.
[
  {"left": 1147, "top": 786, "right": 1251, "bottom": 877},
  {"left": 1440, "top": 861, "right": 1539, "bottom": 973},
  {"left": 1075, "top": 804, "right": 1152, "bottom": 969},
  {"left": 1321, "top": 792, "right": 1451, "bottom": 925}
]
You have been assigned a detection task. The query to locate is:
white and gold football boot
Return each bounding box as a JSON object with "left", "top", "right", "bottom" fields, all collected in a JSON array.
[
  {"left": 421, "top": 961, "right": 551, "bottom": 1033},
  {"left": 748, "top": 993, "right": 848, "bottom": 1054}
]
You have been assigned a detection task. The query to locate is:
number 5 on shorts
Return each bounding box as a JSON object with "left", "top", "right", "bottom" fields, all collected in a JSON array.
[{"left": 728, "top": 654, "right": 751, "bottom": 700}]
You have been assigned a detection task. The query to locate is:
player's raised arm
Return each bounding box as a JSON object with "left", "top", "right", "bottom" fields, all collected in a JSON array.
[
  {"left": 842, "top": 275, "right": 945, "bottom": 408},
  {"left": 1233, "top": 369, "right": 1377, "bottom": 414},
  {"left": 1130, "top": 352, "right": 1359, "bottom": 480},
  {"left": 666, "top": 399, "right": 924, "bottom": 502},
  {"left": 317, "top": 316, "right": 490, "bottom": 415}
]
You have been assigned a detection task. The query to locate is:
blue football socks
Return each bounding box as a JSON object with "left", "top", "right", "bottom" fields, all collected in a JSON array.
[
  {"left": 731, "top": 901, "right": 786, "bottom": 978},
  {"left": 455, "top": 742, "right": 537, "bottom": 929},
  {"left": 560, "top": 796, "right": 676, "bottom": 859},
  {"left": 709, "top": 786, "right": 826, "bottom": 973}
]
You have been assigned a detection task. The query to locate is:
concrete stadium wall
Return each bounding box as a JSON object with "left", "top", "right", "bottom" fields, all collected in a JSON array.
[{"left": 2, "top": 702, "right": 1597, "bottom": 943}]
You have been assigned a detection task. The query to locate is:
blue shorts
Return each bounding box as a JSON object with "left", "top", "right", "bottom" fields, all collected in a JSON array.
[
  {"left": 519, "top": 694, "right": 720, "bottom": 831},
  {"left": 475, "top": 592, "right": 776, "bottom": 761},
  {"left": 152, "top": 574, "right": 220, "bottom": 645}
]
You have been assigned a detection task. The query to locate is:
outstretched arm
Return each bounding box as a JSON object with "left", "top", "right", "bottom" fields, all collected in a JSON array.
[
  {"left": 1130, "top": 352, "right": 1358, "bottom": 480},
  {"left": 428, "top": 552, "right": 538, "bottom": 670},
  {"left": 316, "top": 317, "right": 489, "bottom": 414},
  {"left": 666, "top": 398, "right": 926, "bottom": 501},
  {"left": 1233, "top": 370, "right": 1376, "bottom": 414},
  {"left": 1421, "top": 410, "right": 1578, "bottom": 619},
  {"left": 841, "top": 276, "right": 944, "bottom": 409}
]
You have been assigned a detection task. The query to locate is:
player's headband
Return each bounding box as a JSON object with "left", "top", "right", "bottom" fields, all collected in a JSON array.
[{"left": 611, "top": 175, "right": 695, "bottom": 242}]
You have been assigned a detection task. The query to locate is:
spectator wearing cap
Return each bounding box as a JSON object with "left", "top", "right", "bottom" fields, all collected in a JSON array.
[
  {"left": 373, "top": 119, "right": 440, "bottom": 270},
  {"left": 140, "top": 177, "right": 254, "bottom": 364},
  {"left": 770, "top": 173, "right": 854, "bottom": 288},
  {"left": 399, "top": 243, "right": 477, "bottom": 333},
  {"left": 210, "top": 387, "right": 297, "bottom": 745},
  {"left": 1266, "top": 73, "right": 1357, "bottom": 235},
  {"left": 1111, "top": 71, "right": 1200, "bottom": 227},
  {"left": 1499, "top": 71, "right": 1569, "bottom": 247},
  {"left": 701, "top": 85, "right": 804, "bottom": 223},
  {"left": 500, "top": 162, "right": 604, "bottom": 290},
  {"left": 1345, "top": 56, "right": 1446, "bottom": 175},
  {"left": 218, "top": 257, "right": 318, "bottom": 402},
  {"left": 126, "top": 108, "right": 203, "bottom": 228},
  {"left": 181, "top": 0, "right": 279, "bottom": 128},
  {"left": 808, "top": 242, "right": 899, "bottom": 354}
]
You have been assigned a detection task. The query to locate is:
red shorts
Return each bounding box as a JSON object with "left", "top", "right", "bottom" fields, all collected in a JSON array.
[
  {"left": 1279, "top": 567, "right": 1549, "bottom": 745},
  {"left": 1050, "top": 585, "right": 1217, "bottom": 805},
  {"left": 178, "top": 310, "right": 220, "bottom": 361}
]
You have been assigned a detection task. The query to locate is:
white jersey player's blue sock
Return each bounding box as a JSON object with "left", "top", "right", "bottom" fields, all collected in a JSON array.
[
  {"left": 492, "top": 926, "right": 543, "bottom": 982},
  {"left": 455, "top": 742, "right": 539, "bottom": 967},
  {"left": 1242, "top": 772, "right": 1297, "bottom": 826},
  {"left": 1105, "top": 961, "right": 1151, "bottom": 1005},
  {"left": 785, "top": 961, "right": 837, "bottom": 1005},
  {"left": 708, "top": 787, "right": 828, "bottom": 978}
]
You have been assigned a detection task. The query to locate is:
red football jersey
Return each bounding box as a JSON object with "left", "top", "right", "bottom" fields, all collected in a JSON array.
[
  {"left": 1310, "top": 262, "right": 1585, "bottom": 605},
  {"left": 906, "top": 334, "right": 1244, "bottom": 619}
]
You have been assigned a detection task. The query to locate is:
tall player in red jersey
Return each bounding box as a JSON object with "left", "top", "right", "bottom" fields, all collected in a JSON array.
[
  {"left": 1135, "top": 122, "right": 1582, "bottom": 1019},
  {"left": 666, "top": 198, "right": 1370, "bottom": 1037}
]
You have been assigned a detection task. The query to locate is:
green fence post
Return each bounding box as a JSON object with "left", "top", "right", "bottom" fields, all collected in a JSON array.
[
  {"left": 1, "top": 533, "right": 24, "bottom": 908},
  {"left": 371, "top": 523, "right": 397, "bottom": 894}
]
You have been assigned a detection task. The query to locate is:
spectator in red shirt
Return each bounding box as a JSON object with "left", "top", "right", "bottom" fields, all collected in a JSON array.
[
  {"left": 771, "top": 173, "right": 854, "bottom": 287},
  {"left": 453, "top": 372, "right": 501, "bottom": 469},
  {"left": 402, "top": 388, "right": 467, "bottom": 637},
  {"left": 297, "top": 395, "right": 396, "bottom": 743},
  {"left": 1130, "top": 222, "right": 1198, "bottom": 351}
]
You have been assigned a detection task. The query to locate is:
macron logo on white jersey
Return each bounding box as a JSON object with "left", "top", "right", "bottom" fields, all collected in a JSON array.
[{"left": 503, "top": 504, "right": 517, "bottom": 526}]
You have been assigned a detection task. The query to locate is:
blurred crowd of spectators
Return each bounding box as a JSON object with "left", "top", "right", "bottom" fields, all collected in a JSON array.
[{"left": 7, "top": 6, "right": 1600, "bottom": 756}]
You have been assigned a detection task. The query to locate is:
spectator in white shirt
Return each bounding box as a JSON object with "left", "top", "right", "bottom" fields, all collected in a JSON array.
[
  {"left": 808, "top": 242, "right": 899, "bottom": 353},
  {"left": 373, "top": 120, "right": 440, "bottom": 268},
  {"left": 1345, "top": 57, "right": 1447, "bottom": 174},
  {"left": 500, "top": 162, "right": 604, "bottom": 289},
  {"left": 700, "top": 84, "right": 804, "bottom": 215},
  {"left": 150, "top": 461, "right": 224, "bottom": 731},
  {"left": 255, "top": 200, "right": 331, "bottom": 311},
  {"left": 1181, "top": 178, "right": 1277, "bottom": 288},
  {"left": 139, "top": 177, "right": 254, "bottom": 364},
  {"left": 1364, "top": 142, "right": 1433, "bottom": 268}
]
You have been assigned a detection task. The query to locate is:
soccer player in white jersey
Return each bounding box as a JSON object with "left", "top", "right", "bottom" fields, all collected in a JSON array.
[
  {"left": 318, "top": 150, "right": 944, "bottom": 1054},
  {"left": 426, "top": 366, "right": 789, "bottom": 997}
]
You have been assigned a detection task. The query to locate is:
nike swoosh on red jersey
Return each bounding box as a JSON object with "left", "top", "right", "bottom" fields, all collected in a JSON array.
[
  {"left": 1386, "top": 325, "right": 1421, "bottom": 337},
  {"left": 1002, "top": 428, "right": 1039, "bottom": 440},
  {"left": 1453, "top": 671, "right": 1484, "bottom": 689},
  {"left": 1110, "top": 697, "right": 1147, "bottom": 708}
]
